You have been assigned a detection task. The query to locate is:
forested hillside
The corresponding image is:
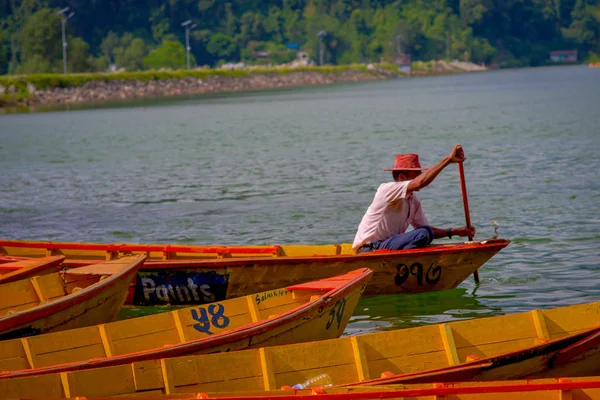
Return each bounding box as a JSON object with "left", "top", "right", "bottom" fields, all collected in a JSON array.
[{"left": 1, "top": 0, "right": 599, "bottom": 75}]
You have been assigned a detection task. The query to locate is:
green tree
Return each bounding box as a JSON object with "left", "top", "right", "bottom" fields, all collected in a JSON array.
[
  {"left": 114, "top": 36, "right": 147, "bottom": 71},
  {"left": 206, "top": 33, "right": 237, "bottom": 60},
  {"left": 143, "top": 40, "right": 191, "bottom": 70},
  {"left": 67, "top": 37, "right": 93, "bottom": 73},
  {"left": 17, "top": 8, "right": 62, "bottom": 74},
  {"left": 0, "top": 28, "right": 7, "bottom": 74},
  {"left": 101, "top": 31, "right": 120, "bottom": 65},
  {"left": 567, "top": 0, "right": 600, "bottom": 46}
]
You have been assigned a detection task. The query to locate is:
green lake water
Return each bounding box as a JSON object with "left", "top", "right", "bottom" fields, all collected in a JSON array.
[{"left": 1, "top": 64, "right": 599, "bottom": 335}]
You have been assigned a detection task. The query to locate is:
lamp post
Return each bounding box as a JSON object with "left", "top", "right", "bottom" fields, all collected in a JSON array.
[
  {"left": 57, "top": 7, "right": 75, "bottom": 74},
  {"left": 181, "top": 20, "right": 197, "bottom": 70},
  {"left": 395, "top": 35, "right": 402, "bottom": 55},
  {"left": 317, "top": 31, "right": 326, "bottom": 66}
]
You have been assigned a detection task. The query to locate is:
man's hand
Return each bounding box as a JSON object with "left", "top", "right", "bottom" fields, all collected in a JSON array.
[
  {"left": 447, "top": 144, "right": 466, "bottom": 164},
  {"left": 453, "top": 225, "right": 476, "bottom": 238}
]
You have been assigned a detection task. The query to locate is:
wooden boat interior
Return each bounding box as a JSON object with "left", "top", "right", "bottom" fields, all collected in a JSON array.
[
  {"left": 0, "top": 257, "right": 135, "bottom": 318},
  {"left": 0, "top": 300, "right": 598, "bottom": 398},
  {"left": 0, "top": 272, "right": 361, "bottom": 373}
]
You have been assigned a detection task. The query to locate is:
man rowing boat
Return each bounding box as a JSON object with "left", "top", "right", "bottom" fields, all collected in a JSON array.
[{"left": 353, "top": 145, "right": 476, "bottom": 253}]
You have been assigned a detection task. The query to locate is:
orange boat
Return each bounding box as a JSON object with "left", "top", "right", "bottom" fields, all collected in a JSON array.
[
  {"left": 0, "top": 268, "right": 371, "bottom": 381},
  {"left": 0, "top": 254, "right": 144, "bottom": 340},
  {"left": 0, "top": 255, "right": 65, "bottom": 284},
  {"left": 0, "top": 238, "right": 509, "bottom": 306}
]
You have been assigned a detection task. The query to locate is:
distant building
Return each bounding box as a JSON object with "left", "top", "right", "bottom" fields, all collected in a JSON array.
[
  {"left": 393, "top": 54, "right": 412, "bottom": 74},
  {"left": 549, "top": 50, "right": 578, "bottom": 63}
]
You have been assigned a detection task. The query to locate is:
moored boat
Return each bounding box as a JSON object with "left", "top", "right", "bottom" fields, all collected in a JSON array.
[
  {"left": 0, "top": 254, "right": 144, "bottom": 340},
  {"left": 0, "top": 255, "right": 65, "bottom": 284},
  {"left": 0, "top": 238, "right": 509, "bottom": 305},
  {"left": 0, "top": 298, "right": 597, "bottom": 397},
  {"left": 0, "top": 268, "right": 371, "bottom": 382}
]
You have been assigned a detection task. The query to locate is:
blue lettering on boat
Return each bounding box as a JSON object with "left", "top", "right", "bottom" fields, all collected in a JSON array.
[{"left": 133, "top": 270, "right": 229, "bottom": 306}]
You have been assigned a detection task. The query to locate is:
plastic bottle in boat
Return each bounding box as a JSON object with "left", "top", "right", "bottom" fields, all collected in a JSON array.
[{"left": 291, "top": 373, "right": 333, "bottom": 389}]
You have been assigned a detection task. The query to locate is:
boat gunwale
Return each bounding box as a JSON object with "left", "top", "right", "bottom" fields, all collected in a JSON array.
[
  {"left": 0, "top": 267, "right": 373, "bottom": 380},
  {"left": 0, "top": 254, "right": 145, "bottom": 332},
  {"left": 6, "top": 239, "right": 511, "bottom": 271},
  {"left": 161, "top": 378, "right": 600, "bottom": 400}
]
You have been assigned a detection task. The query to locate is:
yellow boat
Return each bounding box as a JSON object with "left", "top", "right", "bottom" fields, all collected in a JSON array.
[
  {"left": 0, "top": 238, "right": 509, "bottom": 306},
  {"left": 0, "top": 268, "right": 371, "bottom": 387},
  {"left": 46, "top": 377, "right": 600, "bottom": 400},
  {"left": 0, "top": 299, "right": 598, "bottom": 398},
  {"left": 0, "top": 255, "right": 144, "bottom": 340}
]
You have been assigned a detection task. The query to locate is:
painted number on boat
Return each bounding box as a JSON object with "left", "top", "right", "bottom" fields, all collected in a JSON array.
[
  {"left": 395, "top": 262, "right": 442, "bottom": 286},
  {"left": 326, "top": 297, "right": 347, "bottom": 330},
  {"left": 190, "top": 303, "right": 230, "bottom": 334}
]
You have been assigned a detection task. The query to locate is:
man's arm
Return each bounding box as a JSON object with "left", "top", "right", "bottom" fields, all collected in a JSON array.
[
  {"left": 407, "top": 144, "right": 465, "bottom": 193},
  {"left": 431, "top": 226, "right": 476, "bottom": 239}
]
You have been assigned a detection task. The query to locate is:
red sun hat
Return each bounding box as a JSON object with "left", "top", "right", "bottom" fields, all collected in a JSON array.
[{"left": 383, "top": 153, "right": 430, "bottom": 171}]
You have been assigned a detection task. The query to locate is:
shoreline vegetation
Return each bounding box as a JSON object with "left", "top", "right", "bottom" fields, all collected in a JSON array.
[{"left": 0, "top": 60, "right": 485, "bottom": 111}]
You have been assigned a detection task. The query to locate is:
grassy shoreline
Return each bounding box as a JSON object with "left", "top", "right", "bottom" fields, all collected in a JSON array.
[{"left": 0, "top": 61, "right": 482, "bottom": 108}]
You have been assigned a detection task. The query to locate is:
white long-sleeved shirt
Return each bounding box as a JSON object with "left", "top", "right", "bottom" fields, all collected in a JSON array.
[{"left": 352, "top": 180, "right": 429, "bottom": 251}]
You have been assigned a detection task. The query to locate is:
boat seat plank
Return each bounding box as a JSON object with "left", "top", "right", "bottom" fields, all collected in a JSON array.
[
  {"left": 173, "top": 375, "right": 264, "bottom": 394},
  {"left": 0, "top": 340, "right": 30, "bottom": 371},
  {"left": 268, "top": 339, "right": 357, "bottom": 375},
  {"left": 0, "top": 279, "right": 42, "bottom": 314},
  {"left": 275, "top": 362, "right": 360, "bottom": 388},
  {"left": 104, "top": 313, "right": 181, "bottom": 355},
  {"left": 279, "top": 244, "right": 341, "bottom": 257},
  {"left": 64, "top": 364, "right": 137, "bottom": 398},
  {"left": 23, "top": 326, "right": 105, "bottom": 367},
  {"left": 543, "top": 303, "right": 600, "bottom": 339},
  {"left": 32, "top": 273, "right": 68, "bottom": 302},
  {"left": 456, "top": 339, "right": 537, "bottom": 362},
  {"left": 358, "top": 327, "right": 449, "bottom": 376},
  {"left": 359, "top": 326, "right": 446, "bottom": 360},
  {"left": 132, "top": 360, "right": 164, "bottom": 391},
  {"left": 0, "top": 373, "right": 64, "bottom": 399},
  {"left": 451, "top": 313, "right": 538, "bottom": 347},
  {"left": 368, "top": 352, "right": 450, "bottom": 377},
  {"left": 172, "top": 352, "right": 262, "bottom": 386},
  {"left": 162, "top": 354, "right": 264, "bottom": 394}
]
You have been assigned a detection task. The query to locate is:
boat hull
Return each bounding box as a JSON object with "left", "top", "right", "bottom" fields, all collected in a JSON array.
[
  {"left": 0, "top": 256, "right": 143, "bottom": 340},
  {"left": 0, "top": 239, "right": 509, "bottom": 306}
]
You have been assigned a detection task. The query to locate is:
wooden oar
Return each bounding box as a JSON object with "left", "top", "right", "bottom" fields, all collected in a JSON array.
[{"left": 456, "top": 145, "right": 479, "bottom": 284}]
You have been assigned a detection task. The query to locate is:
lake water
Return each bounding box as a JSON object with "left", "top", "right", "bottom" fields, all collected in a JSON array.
[{"left": 1, "top": 64, "right": 599, "bottom": 335}]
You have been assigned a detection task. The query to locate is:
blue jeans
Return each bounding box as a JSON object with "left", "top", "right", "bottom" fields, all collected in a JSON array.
[{"left": 357, "top": 226, "right": 434, "bottom": 253}]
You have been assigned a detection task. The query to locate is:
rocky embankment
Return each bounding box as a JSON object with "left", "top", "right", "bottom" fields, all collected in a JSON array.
[{"left": 0, "top": 61, "right": 486, "bottom": 109}]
